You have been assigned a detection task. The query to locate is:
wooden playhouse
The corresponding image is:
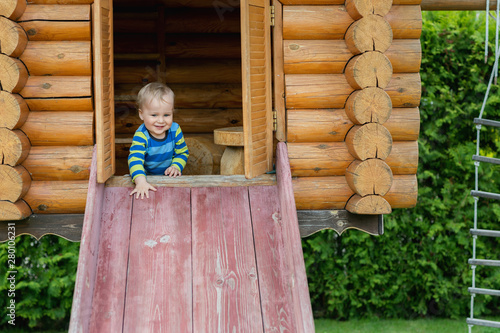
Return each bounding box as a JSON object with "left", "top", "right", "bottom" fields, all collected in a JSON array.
[{"left": 0, "top": 0, "right": 422, "bottom": 237}]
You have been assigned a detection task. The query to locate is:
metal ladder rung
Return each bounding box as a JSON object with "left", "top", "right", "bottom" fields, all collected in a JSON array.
[
  {"left": 469, "top": 259, "right": 500, "bottom": 267},
  {"left": 474, "top": 118, "right": 500, "bottom": 127},
  {"left": 470, "top": 228, "right": 500, "bottom": 237},
  {"left": 472, "top": 155, "right": 500, "bottom": 165},
  {"left": 467, "top": 318, "right": 500, "bottom": 328},
  {"left": 469, "top": 287, "right": 500, "bottom": 297},
  {"left": 471, "top": 190, "right": 500, "bottom": 200}
]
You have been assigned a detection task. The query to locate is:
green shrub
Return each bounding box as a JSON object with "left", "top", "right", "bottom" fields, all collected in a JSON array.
[
  {"left": 304, "top": 11, "right": 500, "bottom": 319},
  {"left": 0, "top": 235, "right": 80, "bottom": 330}
]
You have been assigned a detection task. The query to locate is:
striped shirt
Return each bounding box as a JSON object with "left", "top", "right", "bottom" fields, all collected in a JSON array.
[{"left": 128, "top": 122, "right": 189, "bottom": 181}]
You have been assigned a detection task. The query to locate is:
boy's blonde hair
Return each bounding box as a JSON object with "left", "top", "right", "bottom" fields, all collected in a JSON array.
[{"left": 137, "top": 82, "right": 175, "bottom": 110}]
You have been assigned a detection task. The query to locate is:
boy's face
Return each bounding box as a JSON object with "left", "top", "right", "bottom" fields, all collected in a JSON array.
[{"left": 139, "top": 94, "right": 174, "bottom": 140}]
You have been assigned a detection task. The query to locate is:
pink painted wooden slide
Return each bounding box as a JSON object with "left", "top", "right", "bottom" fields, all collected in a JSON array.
[{"left": 69, "top": 143, "right": 314, "bottom": 333}]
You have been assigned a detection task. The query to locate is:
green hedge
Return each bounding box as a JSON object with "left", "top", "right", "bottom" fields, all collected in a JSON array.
[
  {"left": 304, "top": 11, "right": 500, "bottom": 319},
  {"left": 1, "top": 11, "right": 500, "bottom": 330}
]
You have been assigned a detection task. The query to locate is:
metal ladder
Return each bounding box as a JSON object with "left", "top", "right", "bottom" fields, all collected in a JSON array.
[{"left": 467, "top": 32, "right": 500, "bottom": 330}]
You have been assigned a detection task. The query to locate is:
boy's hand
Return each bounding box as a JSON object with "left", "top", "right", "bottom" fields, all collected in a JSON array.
[
  {"left": 165, "top": 166, "right": 181, "bottom": 178},
  {"left": 130, "top": 175, "right": 157, "bottom": 199}
]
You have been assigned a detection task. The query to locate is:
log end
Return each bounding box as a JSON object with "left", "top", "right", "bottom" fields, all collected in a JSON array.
[
  {"left": 0, "top": 0, "right": 27, "bottom": 21},
  {"left": 346, "top": 0, "right": 393, "bottom": 20},
  {"left": 345, "top": 15, "right": 393, "bottom": 55},
  {"left": 346, "top": 123, "right": 393, "bottom": 160},
  {"left": 0, "top": 92, "right": 29, "bottom": 129},
  {"left": 0, "top": 17, "right": 28, "bottom": 57},
  {"left": 346, "top": 159, "right": 394, "bottom": 196},
  {"left": 346, "top": 194, "right": 392, "bottom": 214},
  {"left": 345, "top": 51, "right": 393, "bottom": 90},
  {"left": 0, "top": 165, "right": 32, "bottom": 202},
  {"left": 0, "top": 200, "right": 32, "bottom": 221},
  {"left": 0, "top": 128, "right": 31, "bottom": 166},
  {"left": 345, "top": 87, "right": 392, "bottom": 124},
  {"left": 0, "top": 55, "right": 29, "bottom": 93}
]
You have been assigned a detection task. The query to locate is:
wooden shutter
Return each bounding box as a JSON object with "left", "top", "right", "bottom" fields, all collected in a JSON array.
[
  {"left": 93, "top": 0, "right": 115, "bottom": 183},
  {"left": 241, "top": 0, "right": 273, "bottom": 179}
]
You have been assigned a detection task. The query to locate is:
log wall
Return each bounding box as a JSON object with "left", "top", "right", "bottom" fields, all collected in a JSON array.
[
  {"left": 282, "top": 0, "right": 421, "bottom": 211},
  {"left": 0, "top": 0, "right": 93, "bottom": 218}
]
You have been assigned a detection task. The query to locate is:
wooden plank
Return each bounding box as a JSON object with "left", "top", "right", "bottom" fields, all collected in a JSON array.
[
  {"left": 249, "top": 185, "right": 297, "bottom": 332},
  {"left": 69, "top": 146, "right": 103, "bottom": 333},
  {"left": 123, "top": 187, "right": 192, "bottom": 332},
  {"left": 273, "top": 0, "right": 286, "bottom": 141},
  {"left": 296, "top": 210, "right": 382, "bottom": 237},
  {"left": 19, "top": 4, "right": 91, "bottom": 21},
  {"left": 94, "top": 0, "right": 116, "bottom": 183},
  {"left": 0, "top": 214, "right": 83, "bottom": 242},
  {"left": 89, "top": 187, "right": 133, "bottom": 332},
  {"left": 275, "top": 142, "right": 315, "bottom": 333},
  {"left": 192, "top": 187, "right": 264, "bottom": 332},
  {"left": 106, "top": 174, "right": 276, "bottom": 187}
]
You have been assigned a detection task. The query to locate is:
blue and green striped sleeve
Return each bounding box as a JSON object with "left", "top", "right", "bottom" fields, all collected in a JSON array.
[
  {"left": 128, "top": 131, "right": 148, "bottom": 181},
  {"left": 171, "top": 126, "right": 189, "bottom": 172}
]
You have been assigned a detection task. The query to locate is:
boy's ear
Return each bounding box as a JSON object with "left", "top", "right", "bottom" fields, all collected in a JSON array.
[{"left": 138, "top": 109, "right": 144, "bottom": 120}]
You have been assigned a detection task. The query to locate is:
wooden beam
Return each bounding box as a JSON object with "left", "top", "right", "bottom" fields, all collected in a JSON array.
[
  {"left": 421, "top": 0, "right": 498, "bottom": 11},
  {"left": 0, "top": 214, "right": 84, "bottom": 242},
  {"left": 105, "top": 174, "right": 277, "bottom": 187},
  {"left": 296, "top": 210, "right": 383, "bottom": 236}
]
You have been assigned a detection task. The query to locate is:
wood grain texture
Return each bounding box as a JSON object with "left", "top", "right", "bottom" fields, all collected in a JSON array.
[
  {"left": 20, "top": 41, "right": 91, "bottom": 76},
  {"left": 89, "top": 187, "right": 133, "bottom": 333},
  {"left": 345, "top": 87, "right": 392, "bottom": 125},
  {"left": 0, "top": 17, "right": 28, "bottom": 57},
  {"left": 21, "top": 112, "right": 93, "bottom": 146},
  {"left": 0, "top": 0, "right": 27, "bottom": 20},
  {"left": 19, "top": 4, "right": 91, "bottom": 21},
  {"left": 20, "top": 21, "right": 91, "bottom": 41},
  {"left": 20, "top": 76, "right": 92, "bottom": 98},
  {"left": 0, "top": 165, "right": 31, "bottom": 202},
  {"left": 285, "top": 73, "right": 421, "bottom": 109},
  {"left": 284, "top": 39, "right": 421, "bottom": 74},
  {"left": 214, "top": 126, "right": 244, "bottom": 146},
  {"left": 384, "top": 174, "right": 418, "bottom": 208},
  {"left": 275, "top": 142, "right": 315, "bottom": 332},
  {"left": 287, "top": 107, "right": 420, "bottom": 143},
  {"left": 0, "top": 55, "right": 29, "bottom": 93},
  {"left": 23, "top": 180, "right": 88, "bottom": 213},
  {"left": 249, "top": 185, "right": 297, "bottom": 332},
  {"left": 123, "top": 187, "right": 192, "bottom": 333},
  {"left": 345, "top": 123, "right": 393, "bottom": 160},
  {"left": 345, "top": 14, "right": 393, "bottom": 54},
  {"left": 0, "top": 128, "right": 31, "bottom": 166},
  {"left": 288, "top": 141, "right": 417, "bottom": 176},
  {"left": 22, "top": 146, "right": 93, "bottom": 181},
  {"left": 345, "top": 0, "right": 392, "bottom": 20},
  {"left": 273, "top": 0, "right": 286, "bottom": 142},
  {"left": 25, "top": 97, "right": 93, "bottom": 111},
  {"left": 241, "top": 0, "right": 273, "bottom": 179},
  {"left": 69, "top": 146, "right": 103, "bottom": 333},
  {"left": 345, "top": 159, "right": 393, "bottom": 196},
  {"left": 345, "top": 52, "right": 393, "bottom": 90},
  {"left": 346, "top": 194, "right": 392, "bottom": 214},
  {"left": 0, "top": 200, "right": 32, "bottom": 221},
  {"left": 0, "top": 92, "right": 29, "bottom": 130},
  {"left": 192, "top": 187, "right": 264, "bottom": 332},
  {"left": 283, "top": 5, "right": 420, "bottom": 40}
]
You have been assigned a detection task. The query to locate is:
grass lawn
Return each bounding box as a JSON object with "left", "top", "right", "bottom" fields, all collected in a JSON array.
[{"left": 315, "top": 318, "right": 500, "bottom": 333}]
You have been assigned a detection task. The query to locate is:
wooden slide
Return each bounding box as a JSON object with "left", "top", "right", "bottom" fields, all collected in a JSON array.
[{"left": 69, "top": 143, "right": 314, "bottom": 332}]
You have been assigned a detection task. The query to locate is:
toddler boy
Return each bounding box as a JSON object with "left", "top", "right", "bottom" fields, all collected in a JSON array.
[{"left": 128, "top": 82, "right": 189, "bottom": 199}]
